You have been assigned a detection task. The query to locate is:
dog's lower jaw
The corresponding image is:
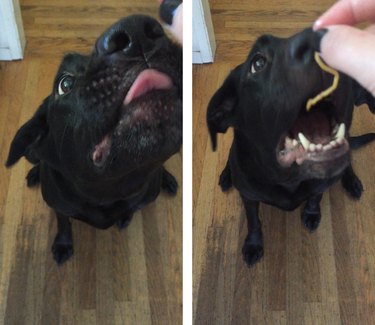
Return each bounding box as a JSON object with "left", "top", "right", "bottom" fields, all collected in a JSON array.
[
  {"left": 278, "top": 122, "right": 349, "bottom": 169},
  {"left": 297, "top": 150, "right": 350, "bottom": 180},
  {"left": 277, "top": 138, "right": 350, "bottom": 181},
  {"left": 90, "top": 91, "right": 181, "bottom": 171},
  {"left": 92, "top": 134, "right": 112, "bottom": 167}
]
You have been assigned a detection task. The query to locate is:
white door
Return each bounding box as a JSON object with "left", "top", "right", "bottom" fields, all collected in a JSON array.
[
  {"left": 0, "top": 0, "right": 25, "bottom": 60},
  {"left": 193, "top": 0, "right": 216, "bottom": 64}
]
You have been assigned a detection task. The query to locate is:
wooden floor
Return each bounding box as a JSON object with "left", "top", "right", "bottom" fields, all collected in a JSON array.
[
  {"left": 0, "top": 1, "right": 181, "bottom": 324},
  {"left": 193, "top": 1, "right": 375, "bottom": 324}
]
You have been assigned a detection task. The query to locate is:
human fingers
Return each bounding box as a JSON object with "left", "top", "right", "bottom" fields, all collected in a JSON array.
[
  {"left": 365, "top": 23, "right": 375, "bottom": 33},
  {"left": 159, "top": 0, "right": 183, "bottom": 44},
  {"left": 314, "top": 0, "right": 375, "bottom": 30},
  {"left": 318, "top": 25, "right": 375, "bottom": 96}
]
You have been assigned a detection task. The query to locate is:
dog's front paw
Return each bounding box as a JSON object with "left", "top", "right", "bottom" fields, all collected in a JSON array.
[
  {"left": 301, "top": 209, "right": 321, "bottom": 232},
  {"left": 116, "top": 214, "right": 133, "bottom": 230},
  {"left": 162, "top": 169, "right": 178, "bottom": 195},
  {"left": 342, "top": 172, "right": 363, "bottom": 200},
  {"left": 26, "top": 165, "right": 40, "bottom": 187},
  {"left": 219, "top": 166, "right": 232, "bottom": 192},
  {"left": 52, "top": 237, "right": 73, "bottom": 265},
  {"left": 242, "top": 229, "right": 264, "bottom": 267},
  {"left": 242, "top": 240, "right": 264, "bottom": 267}
]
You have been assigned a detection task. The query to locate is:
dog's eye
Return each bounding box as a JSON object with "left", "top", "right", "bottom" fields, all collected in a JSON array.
[
  {"left": 58, "top": 75, "right": 75, "bottom": 95},
  {"left": 250, "top": 55, "right": 267, "bottom": 74}
]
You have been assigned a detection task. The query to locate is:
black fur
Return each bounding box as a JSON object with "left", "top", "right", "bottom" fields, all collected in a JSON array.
[
  {"left": 207, "top": 28, "right": 375, "bottom": 267},
  {"left": 6, "top": 15, "right": 182, "bottom": 265}
]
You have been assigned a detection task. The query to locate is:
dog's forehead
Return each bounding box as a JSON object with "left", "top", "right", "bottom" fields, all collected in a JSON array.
[
  {"left": 249, "top": 34, "right": 281, "bottom": 55},
  {"left": 58, "top": 53, "right": 89, "bottom": 75},
  {"left": 251, "top": 35, "right": 275, "bottom": 52}
]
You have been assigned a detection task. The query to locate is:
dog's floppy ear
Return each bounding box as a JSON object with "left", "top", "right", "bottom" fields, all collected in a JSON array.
[
  {"left": 206, "top": 65, "right": 242, "bottom": 150},
  {"left": 6, "top": 97, "right": 49, "bottom": 167}
]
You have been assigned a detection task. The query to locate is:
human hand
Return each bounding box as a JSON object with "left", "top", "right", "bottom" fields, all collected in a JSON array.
[
  {"left": 159, "top": 0, "right": 183, "bottom": 44},
  {"left": 313, "top": 0, "right": 375, "bottom": 96}
]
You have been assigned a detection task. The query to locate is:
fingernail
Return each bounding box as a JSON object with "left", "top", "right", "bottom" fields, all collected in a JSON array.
[
  {"left": 312, "top": 28, "right": 328, "bottom": 52},
  {"left": 313, "top": 19, "right": 322, "bottom": 31},
  {"left": 159, "top": 0, "right": 182, "bottom": 25}
]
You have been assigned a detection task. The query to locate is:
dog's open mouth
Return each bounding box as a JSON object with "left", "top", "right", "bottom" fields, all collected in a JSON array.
[
  {"left": 277, "top": 94, "right": 349, "bottom": 168},
  {"left": 91, "top": 69, "right": 178, "bottom": 168}
]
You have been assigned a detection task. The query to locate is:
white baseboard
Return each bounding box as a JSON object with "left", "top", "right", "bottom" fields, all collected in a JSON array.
[{"left": 0, "top": 48, "right": 13, "bottom": 60}]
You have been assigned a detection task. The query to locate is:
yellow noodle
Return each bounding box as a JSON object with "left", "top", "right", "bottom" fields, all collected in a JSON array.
[{"left": 306, "top": 52, "right": 339, "bottom": 111}]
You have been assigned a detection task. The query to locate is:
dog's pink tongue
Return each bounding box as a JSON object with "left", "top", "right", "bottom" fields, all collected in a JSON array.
[{"left": 124, "top": 69, "right": 173, "bottom": 105}]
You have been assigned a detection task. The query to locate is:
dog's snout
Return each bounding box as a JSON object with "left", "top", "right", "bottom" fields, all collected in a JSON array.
[
  {"left": 104, "top": 30, "right": 132, "bottom": 54},
  {"left": 96, "top": 15, "right": 165, "bottom": 57},
  {"left": 288, "top": 29, "right": 315, "bottom": 66},
  {"left": 143, "top": 19, "right": 165, "bottom": 40}
]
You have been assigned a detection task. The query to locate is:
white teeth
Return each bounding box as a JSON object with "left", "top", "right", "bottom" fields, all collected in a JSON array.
[
  {"left": 298, "top": 133, "right": 310, "bottom": 151},
  {"left": 296, "top": 158, "right": 304, "bottom": 165},
  {"left": 336, "top": 123, "right": 345, "bottom": 140},
  {"left": 286, "top": 123, "right": 346, "bottom": 158},
  {"left": 285, "top": 137, "right": 293, "bottom": 148},
  {"left": 332, "top": 124, "right": 339, "bottom": 136},
  {"left": 285, "top": 137, "right": 292, "bottom": 144},
  {"left": 323, "top": 143, "right": 333, "bottom": 151},
  {"left": 330, "top": 139, "right": 338, "bottom": 148}
]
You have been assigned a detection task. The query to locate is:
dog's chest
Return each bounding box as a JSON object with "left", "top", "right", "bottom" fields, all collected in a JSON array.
[{"left": 233, "top": 169, "right": 338, "bottom": 210}]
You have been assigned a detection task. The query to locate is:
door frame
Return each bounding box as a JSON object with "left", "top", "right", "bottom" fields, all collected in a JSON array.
[
  {"left": 192, "top": 0, "right": 216, "bottom": 64},
  {"left": 0, "top": 0, "right": 25, "bottom": 60}
]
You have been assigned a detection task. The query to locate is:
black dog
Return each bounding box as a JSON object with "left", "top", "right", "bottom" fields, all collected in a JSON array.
[
  {"left": 207, "top": 28, "right": 375, "bottom": 267},
  {"left": 6, "top": 15, "right": 182, "bottom": 264}
]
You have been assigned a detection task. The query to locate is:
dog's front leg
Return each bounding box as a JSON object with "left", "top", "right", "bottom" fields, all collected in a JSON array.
[
  {"left": 241, "top": 196, "right": 264, "bottom": 267},
  {"left": 26, "top": 164, "right": 40, "bottom": 187},
  {"left": 116, "top": 212, "right": 134, "bottom": 230},
  {"left": 341, "top": 163, "right": 363, "bottom": 199},
  {"left": 161, "top": 167, "right": 178, "bottom": 195},
  {"left": 52, "top": 213, "right": 73, "bottom": 265},
  {"left": 301, "top": 193, "right": 323, "bottom": 232},
  {"left": 219, "top": 160, "right": 232, "bottom": 192}
]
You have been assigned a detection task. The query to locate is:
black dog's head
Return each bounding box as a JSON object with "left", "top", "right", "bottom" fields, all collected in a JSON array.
[
  {"left": 207, "top": 28, "right": 353, "bottom": 181},
  {"left": 7, "top": 15, "right": 182, "bottom": 181}
]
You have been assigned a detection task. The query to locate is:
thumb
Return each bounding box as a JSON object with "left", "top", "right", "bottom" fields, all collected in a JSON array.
[
  {"left": 168, "top": 3, "right": 183, "bottom": 43},
  {"left": 159, "top": 1, "right": 183, "bottom": 44},
  {"left": 319, "top": 25, "right": 375, "bottom": 96}
]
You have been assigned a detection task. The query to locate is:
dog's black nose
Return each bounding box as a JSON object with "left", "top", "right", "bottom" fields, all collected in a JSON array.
[
  {"left": 288, "top": 29, "right": 315, "bottom": 66},
  {"left": 96, "top": 15, "right": 165, "bottom": 57}
]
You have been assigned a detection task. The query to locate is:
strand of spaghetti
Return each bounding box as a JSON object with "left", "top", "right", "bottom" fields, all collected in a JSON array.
[{"left": 306, "top": 52, "right": 339, "bottom": 111}]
